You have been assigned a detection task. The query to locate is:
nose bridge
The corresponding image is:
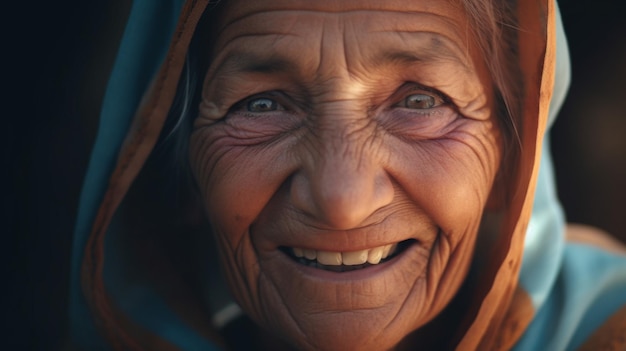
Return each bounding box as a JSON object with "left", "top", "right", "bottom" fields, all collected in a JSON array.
[
  {"left": 319, "top": 111, "right": 374, "bottom": 178},
  {"left": 291, "top": 104, "right": 394, "bottom": 229}
]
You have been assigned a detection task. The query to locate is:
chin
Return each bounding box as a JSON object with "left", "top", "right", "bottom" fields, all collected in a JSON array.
[{"left": 223, "top": 233, "right": 468, "bottom": 351}]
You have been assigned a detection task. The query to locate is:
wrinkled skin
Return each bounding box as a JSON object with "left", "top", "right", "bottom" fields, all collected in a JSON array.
[{"left": 189, "top": 0, "right": 501, "bottom": 350}]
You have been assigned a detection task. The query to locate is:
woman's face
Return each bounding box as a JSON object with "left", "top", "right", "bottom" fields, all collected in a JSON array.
[{"left": 190, "top": 0, "right": 500, "bottom": 349}]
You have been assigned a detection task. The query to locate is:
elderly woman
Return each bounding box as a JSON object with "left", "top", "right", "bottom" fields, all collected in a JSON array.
[{"left": 69, "top": 0, "right": 626, "bottom": 350}]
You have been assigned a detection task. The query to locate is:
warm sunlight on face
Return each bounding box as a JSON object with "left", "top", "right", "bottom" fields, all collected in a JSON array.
[{"left": 189, "top": 0, "right": 501, "bottom": 349}]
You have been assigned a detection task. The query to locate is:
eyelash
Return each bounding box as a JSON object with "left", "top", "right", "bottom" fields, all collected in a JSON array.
[
  {"left": 405, "top": 85, "right": 449, "bottom": 103},
  {"left": 230, "top": 92, "right": 289, "bottom": 116}
]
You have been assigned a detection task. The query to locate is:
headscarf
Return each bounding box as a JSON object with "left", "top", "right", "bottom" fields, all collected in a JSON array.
[{"left": 69, "top": 1, "right": 626, "bottom": 350}]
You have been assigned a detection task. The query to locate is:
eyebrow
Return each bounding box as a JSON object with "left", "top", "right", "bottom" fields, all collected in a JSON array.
[
  {"left": 373, "top": 35, "right": 469, "bottom": 69},
  {"left": 210, "top": 51, "right": 299, "bottom": 78},
  {"left": 239, "top": 55, "right": 296, "bottom": 74},
  {"left": 213, "top": 50, "right": 467, "bottom": 83}
]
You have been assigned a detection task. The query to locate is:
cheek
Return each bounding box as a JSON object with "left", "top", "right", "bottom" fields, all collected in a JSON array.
[
  {"left": 188, "top": 125, "right": 299, "bottom": 247},
  {"left": 383, "top": 124, "right": 501, "bottom": 320},
  {"left": 390, "top": 124, "right": 501, "bottom": 242},
  {"left": 189, "top": 126, "right": 300, "bottom": 315},
  {"left": 192, "top": 131, "right": 255, "bottom": 214}
]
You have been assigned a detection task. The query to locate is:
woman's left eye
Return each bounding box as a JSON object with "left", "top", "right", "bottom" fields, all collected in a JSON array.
[
  {"left": 246, "top": 97, "right": 281, "bottom": 112},
  {"left": 399, "top": 93, "right": 442, "bottom": 110}
]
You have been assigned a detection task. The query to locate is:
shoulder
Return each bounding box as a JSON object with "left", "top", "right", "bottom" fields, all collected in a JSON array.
[
  {"left": 564, "top": 225, "right": 626, "bottom": 351},
  {"left": 514, "top": 225, "right": 626, "bottom": 351}
]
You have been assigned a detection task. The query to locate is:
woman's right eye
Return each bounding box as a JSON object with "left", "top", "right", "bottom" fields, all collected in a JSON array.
[
  {"left": 224, "top": 93, "right": 302, "bottom": 136},
  {"left": 228, "top": 92, "right": 289, "bottom": 116}
]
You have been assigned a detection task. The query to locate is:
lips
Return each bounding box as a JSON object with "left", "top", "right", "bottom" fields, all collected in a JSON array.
[{"left": 282, "top": 239, "right": 415, "bottom": 272}]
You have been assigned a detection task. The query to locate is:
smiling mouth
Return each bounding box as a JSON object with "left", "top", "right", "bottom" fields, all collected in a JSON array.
[{"left": 281, "top": 239, "right": 416, "bottom": 272}]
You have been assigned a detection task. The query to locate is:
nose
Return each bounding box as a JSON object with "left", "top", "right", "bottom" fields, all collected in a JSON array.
[{"left": 290, "top": 132, "right": 395, "bottom": 229}]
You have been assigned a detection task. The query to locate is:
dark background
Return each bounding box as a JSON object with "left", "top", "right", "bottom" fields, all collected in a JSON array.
[{"left": 5, "top": 1, "right": 626, "bottom": 350}]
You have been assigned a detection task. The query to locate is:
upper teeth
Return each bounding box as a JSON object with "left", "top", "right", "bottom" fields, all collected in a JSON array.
[{"left": 292, "top": 243, "right": 398, "bottom": 266}]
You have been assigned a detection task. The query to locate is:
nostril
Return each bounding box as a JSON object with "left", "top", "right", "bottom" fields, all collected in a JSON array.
[{"left": 289, "top": 146, "right": 394, "bottom": 229}]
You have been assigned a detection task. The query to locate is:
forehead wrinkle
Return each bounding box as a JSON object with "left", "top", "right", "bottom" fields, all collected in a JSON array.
[
  {"left": 207, "top": 5, "right": 476, "bottom": 96},
  {"left": 218, "top": 8, "right": 459, "bottom": 32},
  {"left": 315, "top": 15, "right": 349, "bottom": 79},
  {"left": 371, "top": 31, "right": 471, "bottom": 70},
  {"left": 212, "top": 6, "right": 472, "bottom": 74},
  {"left": 215, "top": 7, "right": 465, "bottom": 48}
]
